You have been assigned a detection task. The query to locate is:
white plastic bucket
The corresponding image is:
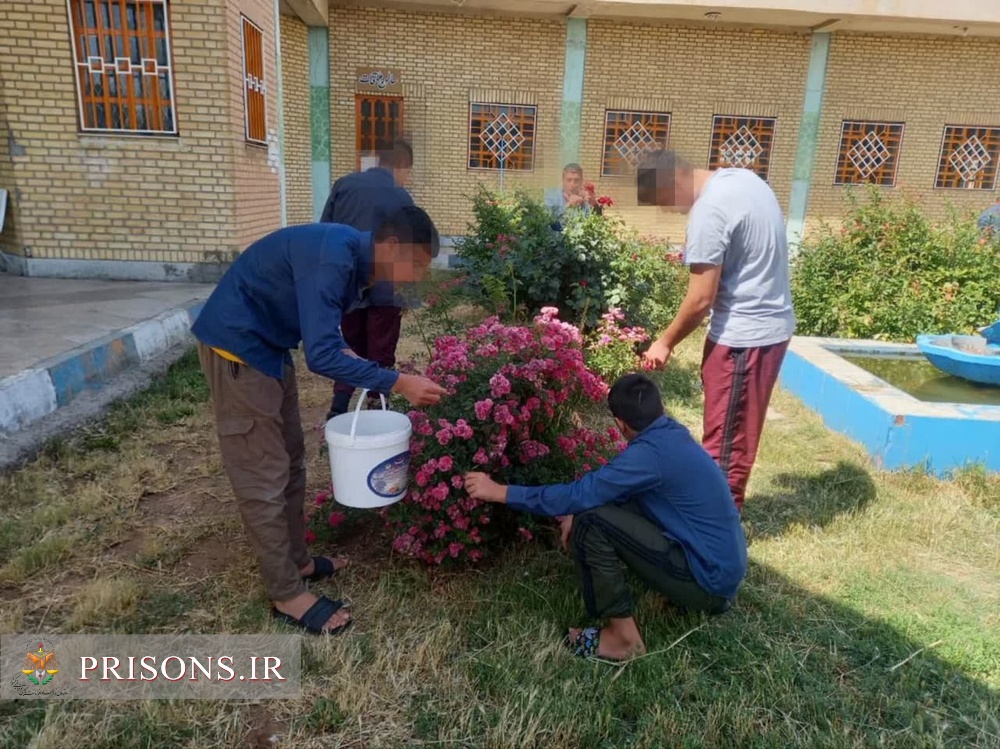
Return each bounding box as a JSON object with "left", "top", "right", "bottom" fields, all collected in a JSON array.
[{"left": 325, "top": 390, "right": 413, "bottom": 508}]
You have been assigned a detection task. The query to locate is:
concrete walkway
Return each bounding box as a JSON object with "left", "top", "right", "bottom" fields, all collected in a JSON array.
[
  {"left": 0, "top": 275, "right": 212, "bottom": 468},
  {"left": 1, "top": 276, "right": 210, "bottom": 377}
]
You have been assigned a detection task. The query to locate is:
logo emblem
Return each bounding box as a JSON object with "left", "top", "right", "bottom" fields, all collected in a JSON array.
[
  {"left": 21, "top": 639, "right": 58, "bottom": 686},
  {"left": 367, "top": 451, "right": 410, "bottom": 498}
]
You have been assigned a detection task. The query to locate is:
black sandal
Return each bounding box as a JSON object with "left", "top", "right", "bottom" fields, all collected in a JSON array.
[
  {"left": 301, "top": 556, "right": 343, "bottom": 582},
  {"left": 271, "top": 596, "right": 352, "bottom": 636}
]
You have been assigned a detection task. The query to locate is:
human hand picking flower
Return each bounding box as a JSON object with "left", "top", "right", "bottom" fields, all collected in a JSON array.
[
  {"left": 558, "top": 515, "right": 574, "bottom": 551},
  {"left": 642, "top": 339, "right": 672, "bottom": 370},
  {"left": 464, "top": 472, "right": 508, "bottom": 504}
]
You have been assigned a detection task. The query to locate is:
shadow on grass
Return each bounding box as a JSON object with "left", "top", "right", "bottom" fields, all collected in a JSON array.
[
  {"left": 456, "top": 550, "right": 1000, "bottom": 748},
  {"left": 744, "top": 460, "right": 877, "bottom": 540},
  {"left": 652, "top": 359, "right": 703, "bottom": 411}
]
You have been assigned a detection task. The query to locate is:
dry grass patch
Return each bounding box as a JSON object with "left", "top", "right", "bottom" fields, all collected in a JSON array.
[{"left": 1, "top": 292, "right": 999, "bottom": 748}]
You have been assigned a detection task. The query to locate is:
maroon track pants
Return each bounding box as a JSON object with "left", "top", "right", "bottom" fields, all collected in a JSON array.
[{"left": 701, "top": 337, "right": 790, "bottom": 511}]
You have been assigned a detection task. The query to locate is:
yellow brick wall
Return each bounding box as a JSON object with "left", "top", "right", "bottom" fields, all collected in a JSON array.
[
  {"left": 583, "top": 20, "right": 812, "bottom": 243},
  {"left": 0, "top": 0, "right": 245, "bottom": 265},
  {"left": 229, "top": 0, "right": 282, "bottom": 249},
  {"left": 280, "top": 14, "right": 313, "bottom": 226},
  {"left": 806, "top": 33, "right": 1000, "bottom": 237},
  {"left": 0, "top": 75, "right": 22, "bottom": 258},
  {"left": 328, "top": 6, "right": 566, "bottom": 236}
]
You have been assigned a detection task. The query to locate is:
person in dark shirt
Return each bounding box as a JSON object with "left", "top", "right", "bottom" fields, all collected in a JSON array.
[
  {"left": 465, "top": 373, "right": 747, "bottom": 661},
  {"left": 191, "top": 206, "right": 447, "bottom": 635},
  {"left": 320, "top": 141, "right": 424, "bottom": 421}
]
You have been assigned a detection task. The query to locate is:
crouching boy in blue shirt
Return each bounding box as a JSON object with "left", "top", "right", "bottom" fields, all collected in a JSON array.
[
  {"left": 192, "top": 206, "right": 447, "bottom": 636},
  {"left": 465, "top": 373, "right": 747, "bottom": 661}
]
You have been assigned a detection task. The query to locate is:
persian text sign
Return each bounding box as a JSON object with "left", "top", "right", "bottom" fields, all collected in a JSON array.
[
  {"left": 1, "top": 634, "right": 301, "bottom": 700},
  {"left": 356, "top": 67, "right": 402, "bottom": 94}
]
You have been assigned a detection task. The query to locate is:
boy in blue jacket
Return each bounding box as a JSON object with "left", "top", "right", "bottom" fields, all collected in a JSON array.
[
  {"left": 192, "top": 206, "right": 447, "bottom": 636},
  {"left": 465, "top": 373, "right": 747, "bottom": 661}
]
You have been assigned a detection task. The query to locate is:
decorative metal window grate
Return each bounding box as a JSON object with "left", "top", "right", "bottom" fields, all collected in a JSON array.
[
  {"left": 67, "top": 0, "right": 177, "bottom": 134},
  {"left": 935, "top": 125, "right": 1000, "bottom": 190},
  {"left": 835, "top": 121, "right": 904, "bottom": 186},
  {"left": 241, "top": 16, "right": 267, "bottom": 145},
  {"left": 602, "top": 111, "right": 670, "bottom": 177},
  {"left": 468, "top": 103, "right": 536, "bottom": 171},
  {"left": 708, "top": 116, "right": 776, "bottom": 180}
]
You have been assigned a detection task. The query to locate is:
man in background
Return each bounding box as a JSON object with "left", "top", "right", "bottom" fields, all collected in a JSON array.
[
  {"left": 636, "top": 149, "right": 796, "bottom": 513},
  {"left": 545, "top": 163, "right": 602, "bottom": 219},
  {"left": 320, "top": 140, "right": 433, "bottom": 422},
  {"left": 978, "top": 198, "right": 1000, "bottom": 236}
]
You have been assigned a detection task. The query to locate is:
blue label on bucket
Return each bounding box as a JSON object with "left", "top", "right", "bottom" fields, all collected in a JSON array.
[{"left": 367, "top": 451, "right": 411, "bottom": 498}]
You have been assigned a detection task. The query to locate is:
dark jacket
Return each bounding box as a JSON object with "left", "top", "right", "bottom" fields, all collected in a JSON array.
[
  {"left": 191, "top": 223, "right": 398, "bottom": 393},
  {"left": 320, "top": 167, "right": 416, "bottom": 308}
]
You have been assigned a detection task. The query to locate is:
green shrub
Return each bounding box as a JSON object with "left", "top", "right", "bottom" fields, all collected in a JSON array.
[
  {"left": 454, "top": 187, "right": 686, "bottom": 333},
  {"left": 792, "top": 187, "right": 1000, "bottom": 341}
]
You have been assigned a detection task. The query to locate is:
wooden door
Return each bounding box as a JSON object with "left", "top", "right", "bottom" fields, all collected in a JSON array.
[{"left": 355, "top": 94, "right": 405, "bottom": 169}]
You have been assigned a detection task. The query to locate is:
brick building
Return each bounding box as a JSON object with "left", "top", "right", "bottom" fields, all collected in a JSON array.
[{"left": 1, "top": 0, "right": 998, "bottom": 280}]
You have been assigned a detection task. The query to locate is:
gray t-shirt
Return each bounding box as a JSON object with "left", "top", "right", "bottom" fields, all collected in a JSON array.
[{"left": 683, "top": 169, "right": 796, "bottom": 348}]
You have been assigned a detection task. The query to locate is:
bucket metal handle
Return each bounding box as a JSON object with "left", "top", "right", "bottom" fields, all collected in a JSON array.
[{"left": 349, "top": 389, "right": 388, "bottom": 444}]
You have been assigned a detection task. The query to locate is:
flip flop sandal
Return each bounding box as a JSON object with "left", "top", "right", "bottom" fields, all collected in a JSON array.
[
  {"left": 301, "top": 556, "right": 344, "bottom": 582},
  {"left": 566, "top": 626, "right": 602, "bottom": 659},
  {"left": 271, "top": 595, "right": 352, "bottom": 636}
]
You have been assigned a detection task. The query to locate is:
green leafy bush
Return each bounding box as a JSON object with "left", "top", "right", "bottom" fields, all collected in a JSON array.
[
  {"left": 792, "top": 187, "right": 1000, "bottom": 341},
  {"left": 455, "top": 187, "right": 687, "bottom": 333}
]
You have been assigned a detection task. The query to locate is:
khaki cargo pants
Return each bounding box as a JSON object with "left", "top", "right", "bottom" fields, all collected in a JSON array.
[{"left": 198, "top": 343, "right": 309, "bottom": 602}]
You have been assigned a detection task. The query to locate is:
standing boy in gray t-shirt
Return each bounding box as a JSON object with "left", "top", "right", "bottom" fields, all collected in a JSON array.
[{"left": 636, "top": 149, "right": 795, "bottom": 512}]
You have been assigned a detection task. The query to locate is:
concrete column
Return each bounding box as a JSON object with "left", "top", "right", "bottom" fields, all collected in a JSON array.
[
  {"left": 308, "top": 27, "right": 331, "bottom": 221},
  {"left": 786, "top": 32, "right": 831, "bottom": 253},
  {"left": 560, "top": 18, "right": 588, "bottom": 168}
]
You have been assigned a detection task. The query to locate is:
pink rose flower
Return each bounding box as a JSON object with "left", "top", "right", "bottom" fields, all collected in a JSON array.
[
  {"left": 489, "top": 373, "right": 512, "bottom": 398},
  {"left": 328, "top": 511, "right": 346, "bottom": 528},
  {"left": 474, "top": 398, "right": 494, "bottom": 420}
]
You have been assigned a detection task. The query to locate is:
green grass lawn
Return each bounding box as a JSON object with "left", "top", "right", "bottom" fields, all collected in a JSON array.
[{"left": 1, "top": 313, "right": 998, "bottom": 748}]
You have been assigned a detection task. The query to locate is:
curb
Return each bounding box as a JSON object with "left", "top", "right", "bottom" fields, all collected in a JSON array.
[{"left": 0, "top": 299, "right": 206, "bottom": 439}]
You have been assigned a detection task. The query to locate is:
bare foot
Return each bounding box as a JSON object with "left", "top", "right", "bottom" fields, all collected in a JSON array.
[
  {"left": 274, "top": 592, "right": 351, "bottom": 632},
  {"left": 568, "top": 617, "right": 646, "bottom": 660},
  {"left": 298, "top": 556, "right": 350, "bottom": 577}
]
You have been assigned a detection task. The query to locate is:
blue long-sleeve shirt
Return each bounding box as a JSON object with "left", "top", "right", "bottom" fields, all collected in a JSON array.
[
  {"left": 506, "top": 416, "right": 748, "bottom": 599},
  {"left": 979, "top": 204, "right": 1000, "bottom": 233},
  {"left": 320, "top": 167, "right": 416, "bottom": 308},
  {"left": 191, "top": 223, "right": 399, "bottom": 394}
]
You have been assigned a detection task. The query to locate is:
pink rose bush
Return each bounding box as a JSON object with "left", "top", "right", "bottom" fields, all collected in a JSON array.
[
  {"left": 386, "top": 308, "right": 627, "bottom": 565},
  {"left": 584, "top": 308, "right": 652, "bottom": 384}
]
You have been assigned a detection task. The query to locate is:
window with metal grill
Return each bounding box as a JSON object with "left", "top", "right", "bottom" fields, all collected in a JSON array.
[
  {"left": 935, "top": 125, "right": 1000, "bottom": 190},
  {"left": 67, "top": 0, "right": 177, "bottom": 134},
  {"left": 468, "top": 103, "right": 536, "bottom": 171},
  {"left": 834, "top": 121, "right": 904, "bottom": 186},
  {"left": 708, "top": 115, "right": 776, "bottom": 180},
  {"left": 241, "top": 16, "right": 267, "bottom": 145},
  {"left": 601, "top": 111, "right": 670, "bottom": 177}
]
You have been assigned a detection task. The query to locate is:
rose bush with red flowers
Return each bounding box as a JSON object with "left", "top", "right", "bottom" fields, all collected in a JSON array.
[
  {"left": 455, "top": 187, "right": 686, "bottom": 334},
  {"left": 385, "top": 308, "right": 627, "bottom": 565}
]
